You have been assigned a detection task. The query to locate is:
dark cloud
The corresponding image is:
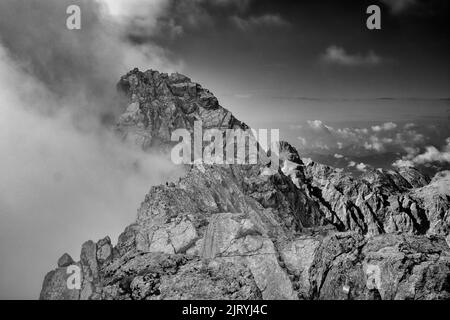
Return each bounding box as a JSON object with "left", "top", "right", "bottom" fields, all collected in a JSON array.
[
  {"left": 230, "top": 14, "right": 290, "bottom": 31},
  {"left": 122, "top": 0, "right": 292, "bottom": 45},
  {"left": 380, "top": 0, "right": 418, "bottom": 13},
  {"left": 379, "top": 0, "right": 449, "bottom": 15}
]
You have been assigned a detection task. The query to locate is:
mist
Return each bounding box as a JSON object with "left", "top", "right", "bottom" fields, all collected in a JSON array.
[{"left": 0, "top": 0, "right": 184, "bottom": 298}]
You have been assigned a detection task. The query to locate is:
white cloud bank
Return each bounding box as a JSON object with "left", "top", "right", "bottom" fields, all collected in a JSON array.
[
  {"left": 393, "top": 137, "right": 450, "bottom": 168},
  {"left": 0, "top": 0, "right": 185, "bottom": 299},
  {"left": 296, "top": 120, "right": 425, "bottom": 155},
  {"left": 321, "top": 46, "right": 382, "bottom": 67}
]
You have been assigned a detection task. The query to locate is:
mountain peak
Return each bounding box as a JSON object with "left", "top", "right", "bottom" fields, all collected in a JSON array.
[
  {"left": 40, "top": 69, "right": 450, "bottom": 301},
  {"left": 116, "top": 68, "right": 247, "bottom": 150}
]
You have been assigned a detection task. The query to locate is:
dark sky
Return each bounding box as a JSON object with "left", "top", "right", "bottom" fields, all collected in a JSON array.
[
  {"left": 119, "top": 0, "right": 450, "bottom": 168},
  {"left": 114, "top": 0, "right": 450, "bottom": 132},
  {"left": 138, "top": 0, "right": 450, "bottom": 99}
]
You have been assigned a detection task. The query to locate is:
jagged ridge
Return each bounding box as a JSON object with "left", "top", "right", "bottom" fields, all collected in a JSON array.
[{"left": 40, "top": 69, "right": 450, "bottom": 300}]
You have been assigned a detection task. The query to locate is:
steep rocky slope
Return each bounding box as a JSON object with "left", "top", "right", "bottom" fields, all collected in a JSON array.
[
  {"left": 115, "top": 68, "right": 248, "bottom": 151},
  {"left": 40, "top": 69, "right": 450, "bottom": 300}
]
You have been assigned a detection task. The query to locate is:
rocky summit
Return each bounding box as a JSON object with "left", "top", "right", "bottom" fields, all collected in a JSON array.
[{"left": 40, "top": 69, "right": 450, "bottom": 300}]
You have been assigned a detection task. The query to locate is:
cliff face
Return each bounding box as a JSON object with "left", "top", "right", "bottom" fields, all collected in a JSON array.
[
  {"left": 40, "top": 69, "right": 450, "bottom": 300},
  {"left": 115, "top": 68, "right": 247, "bottom": 151}
]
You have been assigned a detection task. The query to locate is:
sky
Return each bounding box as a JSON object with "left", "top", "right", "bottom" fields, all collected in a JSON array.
[
  {"left": 122, "top": 0, "right": 450, "bottom": 173},
  {"left": 0, "top": 0, "right": 449, "bottom": 298},
  {"left": 125, "top": 0, "right": 449, "bottom": 106},
  {"left": 100, "top": 0, "right": 450, "bottom": 172}
]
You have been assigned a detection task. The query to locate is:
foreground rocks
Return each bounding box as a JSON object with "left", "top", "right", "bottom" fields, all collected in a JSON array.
[{"left": 40, "top": 69, "right": 450, "bottom": 300}]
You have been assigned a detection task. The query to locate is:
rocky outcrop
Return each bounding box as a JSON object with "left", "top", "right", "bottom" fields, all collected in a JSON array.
[
  {"left": 115, "top": 69, "right": 247, "bottom": 151},
  {"left": 411, "top": 171, "right": 450, "bottom": 236},
  {"left": 40, "top": 69, "right": 450, "bottom": 300},
  {"left": 280, "top": 232, "right": 450, "bottom": 300},
  {"left": 298, "top": 157, "right": 445, "bottom": 237}
]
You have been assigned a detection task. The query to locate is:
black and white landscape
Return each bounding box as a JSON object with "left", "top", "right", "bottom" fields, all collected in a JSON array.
[{"left": 0, "top": 0, "right": 449, "bottom": 300}]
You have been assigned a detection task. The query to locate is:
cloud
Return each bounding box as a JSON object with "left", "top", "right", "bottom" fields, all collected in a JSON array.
[
  {"left": 414, "top": 146, "right": 450, "bottom": 164},
  {"left": 102, "top": 0, "right": 169, "bottom": 21},
  {"left": 334, "top": 153, "right": 344, "bottom": 159},
  {"left": 347, "top": 161, "right": 369, "bottom": 172},
  {"left": 380, "top": 0, "right": 417, "bottom": 13},
  {"left": 392, "top": 159, "right": 415, "bottom": 168},
  {"left": 298, "top": 120, "right": 374, "bottom": 152},
  {"left": 307, "top": 120, "right": 329, "bottom": 131},
  {"left": 298, "top": 136, "right": 307, "bottom": 146},
  {"left": 294, "top": 120, "right": 437, "bottom": 161},
  {"left": 321, "top": 46, "right": 382, "bottom": 66},
  {"left": 231, "top": 14, "right": 290, "bottom": 31},
  {"left": 372, "top": 122, "right": 397, "bottom": 132},
  {"left": 0, "top": 0, "right": 182, "bottom": 120},
  {"left": 109, "top": 0, "right": 261, "bottom": 43},
  {"left": 404, "top": 123, "right": 416, "bottom": 130},
  {"left": 101, "top": 0, "right": 291, "bottom": 43},
  {"left": 394, "top": 137, "right": 450, "bottom": 168},
  {"left": 211, "top": 0, "right": 252, "bottom": 11},
  {"left": 356, "top": 162, "right": 368, "bottom": 172},
  {"left": 0, "top": 0, "right": 185, "bottom": 299},
  {"left": 102, "top": 0, "right": 201, "bottom": 40},
  {"left": 364, "top": 136, "right": 386, "bottom": 152}
]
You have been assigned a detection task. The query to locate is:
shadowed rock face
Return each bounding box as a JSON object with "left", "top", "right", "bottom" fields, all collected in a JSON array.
[
  {"left": 40, "top": 69, "right": 450, "bottom": 300},
  {"left": 299, "top": 159, "right": 447, "bottom": 237}
]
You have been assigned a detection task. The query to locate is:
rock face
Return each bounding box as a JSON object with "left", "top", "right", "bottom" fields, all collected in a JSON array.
[
  {"left": 115, "top": 68, "right": 247, "bottom": 151},
  {"left": 299, "top": 159, "right": 447, "bottom": 237},
  {"left": 40, "top": 69, "right": 450, "bottom": 300}
]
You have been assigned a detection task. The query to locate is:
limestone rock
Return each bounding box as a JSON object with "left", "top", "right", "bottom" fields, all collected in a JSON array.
[
  {"left": 40, "top": 263, "right": 82, "bottom": 300},
  {"left": 40, "top": 69, "right": 450, "bottom": 300},
  {"left": 299, "top": 158, "right": 447, "bottom": 238},
  {"left": 158, "top": 260, "right": 262, "bottom": 300},
  {"left": 97, "top": 236, "right": 113, "bottom": 264},
  {"left": 57, "top": 253, "right": 74, "bottom": 268},
  {"left": 116, "top": 68, "right": 247, "bottom": 151},
  {"left": 148, "top": 217, "right": 199, "bottom": 254},
  {"left": 201, "top": 212, "right": 297, "bottom": 300}
]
